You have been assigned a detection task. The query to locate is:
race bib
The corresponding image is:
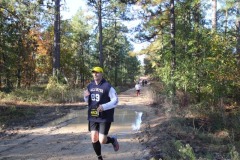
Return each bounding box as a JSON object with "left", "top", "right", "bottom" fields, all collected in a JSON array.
[{"left": 90, "top": 108, "right": 99, "bottom": 117}]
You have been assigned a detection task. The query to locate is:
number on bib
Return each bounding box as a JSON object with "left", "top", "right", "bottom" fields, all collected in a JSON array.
[{"left": 91, "top": 94, "right": 100, "bottom": 102}]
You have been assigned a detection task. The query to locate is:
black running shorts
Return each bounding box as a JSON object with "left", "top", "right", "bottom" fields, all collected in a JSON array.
[{"left": 88, "top": 121, "right": 112, "bottom": 135}]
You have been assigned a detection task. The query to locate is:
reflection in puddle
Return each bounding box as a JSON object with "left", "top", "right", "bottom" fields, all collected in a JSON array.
[
  {"left": 46, "top": 108, "right": 143, "bottom": 134},
  {"left": 113, "top": 110, "right": 143, "bottom": 134},
  {"left": 132, "top": 112, "right": 143, "bottom": 131}
]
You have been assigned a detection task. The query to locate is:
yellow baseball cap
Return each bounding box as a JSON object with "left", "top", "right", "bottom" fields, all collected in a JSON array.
[{"left": 91, "top": 66, "right": 103, "bottom": 73}]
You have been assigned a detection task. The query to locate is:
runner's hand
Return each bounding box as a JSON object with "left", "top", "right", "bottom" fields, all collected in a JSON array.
[
  {"left": 97, "top": 105, "right": 104, "bottom": 112},
  {"left": 84, "top": 90, "right": 90, "bottom": 97}
]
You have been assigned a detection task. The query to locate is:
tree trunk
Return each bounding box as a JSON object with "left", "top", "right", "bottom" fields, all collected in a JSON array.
[
  {"left": 237, "top": 1, "right": 240, "bottom": 64},
  {"left": 170, "top": 0, "right": 176, "bottom": 96},
  {"left": 98, "top": 0, "right": 103, "bottom": 67},
  {"left": 114, "top": 8, "right": 118, "bottom": 86},
  {"left": 212, "top": 0, "right": 217, "bottom": 31},
  {"left": 194, "top": 2, "right": 201, "bottom": 102},
  {"left": 224, "top": 8, "right": 228, "bottom": 36},
  {"left": 53, "top": 0, "right": 61, "bottom": 77}
]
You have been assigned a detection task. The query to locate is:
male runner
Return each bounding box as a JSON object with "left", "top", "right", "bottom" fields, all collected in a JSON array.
[{"left": 84, "top": 66, "right": 119, "bottom": 160}]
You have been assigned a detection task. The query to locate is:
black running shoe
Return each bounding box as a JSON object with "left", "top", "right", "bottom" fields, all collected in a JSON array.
[{"left": 112, "top": 136, "right": 119, "bottom": 152}]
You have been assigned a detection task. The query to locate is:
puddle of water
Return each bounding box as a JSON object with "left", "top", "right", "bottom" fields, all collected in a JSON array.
[
  {"left": 112, "top": 110, "right": 143, "bottom": 134},
  {"left": 46, "top": 108, "right": 143, "bottom": 135}
]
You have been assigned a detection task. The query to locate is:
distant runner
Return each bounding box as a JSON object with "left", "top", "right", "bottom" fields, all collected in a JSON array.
[{"left": 135, "top": 82, "right": 141, "bottom": 96}]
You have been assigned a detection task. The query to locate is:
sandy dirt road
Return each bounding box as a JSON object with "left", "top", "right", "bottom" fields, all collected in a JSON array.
[{"left": 0, "top": 86, "right": 155, "bottom": 160}]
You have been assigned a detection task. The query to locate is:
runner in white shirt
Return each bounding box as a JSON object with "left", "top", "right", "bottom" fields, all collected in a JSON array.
[{"left": 135, "top": 82, "right": 141, "bottom": 96}]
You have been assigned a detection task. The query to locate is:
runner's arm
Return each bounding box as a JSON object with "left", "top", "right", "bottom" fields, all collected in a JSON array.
[
  {"left": 101, "top": 87, "right": 118, "bottom": 111},
  {"left": 83, "top": 90, "right": 90, "bottom": 102}
]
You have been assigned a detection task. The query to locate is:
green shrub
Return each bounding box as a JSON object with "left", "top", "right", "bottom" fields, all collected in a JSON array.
[
  {"left": 43, "top": 76, "right": 83, "bottom": 103},
  {"left": 230, "top": 146, "right": 240, "bottom": 160},
  {"left": 44, "top": 76, "right": 70, "bottom": 102},
  {"left": 175, "top": 140, "right": 196, "bottom": 160}
]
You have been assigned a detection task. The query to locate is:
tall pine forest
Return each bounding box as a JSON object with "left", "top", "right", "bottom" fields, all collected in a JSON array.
[{"left": 1, "top": 0, "right": 240, "bottom": 157}]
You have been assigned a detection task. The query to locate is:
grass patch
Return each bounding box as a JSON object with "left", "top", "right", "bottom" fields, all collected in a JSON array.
[{"left": 0, "top": 85, "right": 84, "bottom": 104}]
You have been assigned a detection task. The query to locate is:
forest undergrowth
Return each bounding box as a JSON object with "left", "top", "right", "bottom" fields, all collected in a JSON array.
[{"left": 146, "top": 81, "right": 240, "bottom": 160}]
